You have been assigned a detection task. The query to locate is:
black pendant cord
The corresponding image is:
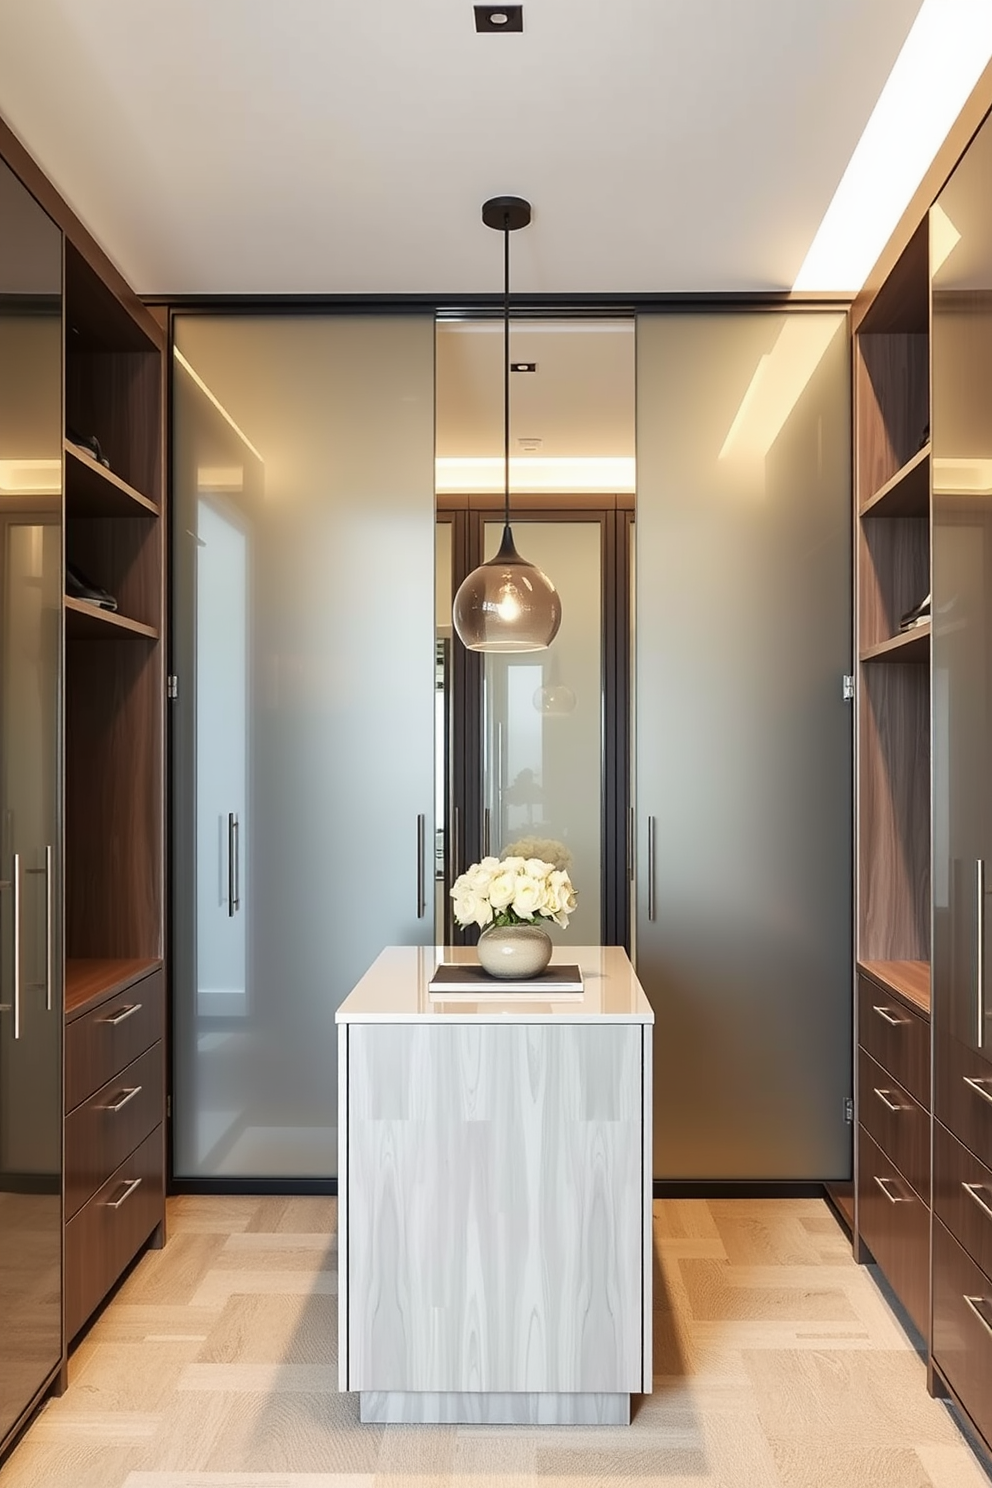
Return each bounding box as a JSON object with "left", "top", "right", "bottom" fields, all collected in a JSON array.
[{"left": 503, "top": 212, "right": 511, "bottom": 538}]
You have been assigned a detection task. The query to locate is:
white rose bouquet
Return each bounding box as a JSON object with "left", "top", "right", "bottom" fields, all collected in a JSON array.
[{"left": 450, "top": 855, "right": 577, "bottom": 932}]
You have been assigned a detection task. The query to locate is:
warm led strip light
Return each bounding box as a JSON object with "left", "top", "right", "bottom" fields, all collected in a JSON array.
[
  {"left": 794, "top": 0, "right": 992, "bottom": 292},
  {"left": 435, "top": 455, "right": 636, "bottom": 494}
]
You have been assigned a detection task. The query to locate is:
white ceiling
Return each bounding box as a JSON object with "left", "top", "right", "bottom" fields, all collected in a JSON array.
[{"left": 0, "top": 0, "right": 928, "bottom": 297}]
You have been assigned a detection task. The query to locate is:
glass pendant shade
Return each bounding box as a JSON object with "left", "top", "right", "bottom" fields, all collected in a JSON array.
[{"left": 453, "top": 524, "right": 562, "bottom": 652}]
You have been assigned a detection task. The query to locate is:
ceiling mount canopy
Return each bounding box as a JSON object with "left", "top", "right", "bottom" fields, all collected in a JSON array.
[{"left": 452, "top": 196, "right": 562, "bottom": 654}]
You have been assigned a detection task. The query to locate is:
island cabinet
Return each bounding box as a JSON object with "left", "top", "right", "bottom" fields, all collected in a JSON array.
[{"left": 336, "top": 945, "right": 654, "bottom": 1425}]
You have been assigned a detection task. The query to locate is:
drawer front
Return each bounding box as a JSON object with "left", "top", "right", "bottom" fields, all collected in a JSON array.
[
  {"left": 65, "top": 1042, "right": 163, "bottom": 1221},
  {"left": 935, "top": 1031, "right": 992, "bottom": 1168},
  {"left": 858, "top": 976, "right": 930, "bottom": 1107},
  {"left": 64, "top": 1123, "right": 164, "bottom": 1342},
  {"left": 934, "top": 1119, "right": 992, "bottom": 1284},
  {"left": 858, "top": 1049, "right": 930, "bottom": 1204},
  {"left": 66, "top": 970, "right": 164, "bottom": 1112},
  {"left": 933, "top": 1218, "right": 992, "bottom": 1450},
  {"left": 857, "top": 1126, "right": 929, "bottom": 1338}
]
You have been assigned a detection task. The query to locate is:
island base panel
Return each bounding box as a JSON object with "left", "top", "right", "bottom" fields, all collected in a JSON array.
[{"left": 359, "top": 1391, "right": 631, "bottom": 1425}]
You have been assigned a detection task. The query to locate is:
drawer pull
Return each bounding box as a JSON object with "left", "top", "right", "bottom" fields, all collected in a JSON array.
[
  {"left": 104, "top": 1085, "right": 142, "bottom": 1114},
  {"left": 963, "top": 1182, "right": 992, "bottom": 1222},
  {"left": 964, "top": 1294, "right": 992, "bottom": 1339},
  {"left": 873, "top": 1175, "right": 907, "bottom": 1204},
  {"left": 103, "top": 1002, "right": 143, "bottom": 1026},
  {"left": 105, "top": 1177, "right": 142, "bottom": 1210},
  {"left": 873, "top": 1086, "right": 903, "bottom": 1113},
  {"left": 872, "top": 1004, "right": 906, "bottom": 1027},
  {"left": 963, "top": 1074, "right": 992, "bottom": 1106}
]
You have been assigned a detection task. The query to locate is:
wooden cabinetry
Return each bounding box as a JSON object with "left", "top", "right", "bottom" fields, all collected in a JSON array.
[
  {"left": 64, "top": 963, "right": 164, "bottom": 1340},
  {"left": 0, "top": 116, "right": 167, "bottom": 1365}
]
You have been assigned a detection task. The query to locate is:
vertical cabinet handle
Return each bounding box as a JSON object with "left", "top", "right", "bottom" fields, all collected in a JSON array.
[
  {"left": 483, "top": 806, "right": 491, "bottom": 858},
  {"left": 647, "top": 816, "right": 657, "bottom": 922},
  {"left": 45, "top": 844, "right": 53, "bottom": 1012},
  {"left": 416, "top": 813, "right": 426, "bottom": 919},
  {"left": 628, "top": 806, "right": 634, "bottom": 883},
  {"left": 12, "top": 852, "right": 20, "bottom": 1041},
  {"left": 228, "top": 813, "right": 240, "bottom": 916},
  {"left": 452, "top": 805, "right": 460, "bottom": 881},
  {"left": 979, "top": 859, "right": 987, "bottom": 1050}
]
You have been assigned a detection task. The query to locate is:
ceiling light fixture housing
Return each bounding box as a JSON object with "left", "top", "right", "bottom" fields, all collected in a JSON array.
[
  {"left": 474, "top": 5, "right": 523, "bottom": 34},
  {"left": 452, "top": 196, "right": 562, "bottom": 654}
]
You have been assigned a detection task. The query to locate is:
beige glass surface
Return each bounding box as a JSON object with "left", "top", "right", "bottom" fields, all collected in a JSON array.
[
  {"left": 636, "top": 311, "right": 851, "bottom": 1179},
  {"left": 482, "top": 520, "right": 601, "bottom": 944},
  {"left": 172, "top": 315, "right": 435, "bottom": 1179}
]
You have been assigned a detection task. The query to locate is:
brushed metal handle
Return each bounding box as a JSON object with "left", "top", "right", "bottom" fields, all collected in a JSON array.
[
  {"left": 963, "top": 1182, "right": 992, "bottom": 1223},
  {"left": 105, "top": 1177, "right": 142, "bottom": 1210},
  {"left": 103, "top": 1002, "right": 142, "bottom": 1026},
  {"left": 873, "top": 1175, "right": 906, "bottom": 1204},
  {"left": 872, "top": 1004, "right": 906, "bottom": 1027},
  {"left": 416, "top": 813, "right": 426, "bottom": 919},
  {"left": 228, "top": 812, "right": 240, "bottom": 916},
  {"left": 647, "top": 816, "right": 656, "bottom": 921},
  {"left": 979, "top": 859, "right": 987, "bottom": 1049},
  {"left": 964, "top": 1293, "right": 992, "bottom": 1339},
  {"left": 964, "top": 1074, "right": 992, "bottom": 1106},
  {"left": 45, "top": 845, "right": 53, "bottom": 1012},
  {"left": 104, "top": 1085, "right": 142, "bottom": 1114},
  {"left": 483, "top": 806, "right": 491, "bottom": 858},
  {"left": 627, "top": 806, "right": 634, "bottom": 883},
  {"left": 12, "top": 852, "right": 20, "bottom": 1041},
  {"left": 873, "top": 1086, "right": 903, "bottom": 1113},
  {"left": 452, "top": 805, "right": 460, "bottom": 881}
]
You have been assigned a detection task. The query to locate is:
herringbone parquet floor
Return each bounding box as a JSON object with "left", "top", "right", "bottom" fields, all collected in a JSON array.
[{"left": 1, "top": 1196, "right": 989, "bottom": 1487}]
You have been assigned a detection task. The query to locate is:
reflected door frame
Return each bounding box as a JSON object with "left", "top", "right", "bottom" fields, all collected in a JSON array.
[{"left": 438, "top": 495, "right": 633, "bottom": 949}]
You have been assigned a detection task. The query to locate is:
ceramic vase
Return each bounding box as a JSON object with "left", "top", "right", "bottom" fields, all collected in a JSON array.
[{"left": 477, "top": 922, "right": 553, "bottom": 979}]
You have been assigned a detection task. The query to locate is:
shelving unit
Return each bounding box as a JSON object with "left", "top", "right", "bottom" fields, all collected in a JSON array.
[
  {"left": 859, "top": 443, "right": 931, "bottom": 517},
  {"left": 859, "top": 623, "right": 930, "bottom": 663}
]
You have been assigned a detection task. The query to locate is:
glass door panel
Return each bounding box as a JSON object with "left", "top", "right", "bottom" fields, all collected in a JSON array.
[{"left": 482, "top": 520, "right": 602, "bottom": 943}]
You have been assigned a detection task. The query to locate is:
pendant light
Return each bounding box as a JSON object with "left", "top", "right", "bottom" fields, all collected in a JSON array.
[{"left": 452, "top": 197, "right": 562, "bottom": 653}]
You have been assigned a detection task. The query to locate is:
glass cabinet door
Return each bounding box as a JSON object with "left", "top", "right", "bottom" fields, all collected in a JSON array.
[
  {"left": 932, "top": 115, "right": 992, "bottom": 1065},
  {"left": 0, "top": 157, "right": 63, "bottom": 1443}
]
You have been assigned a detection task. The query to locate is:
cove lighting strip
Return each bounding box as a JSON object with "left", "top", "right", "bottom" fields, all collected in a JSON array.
[
  {"left": 435, "top": 456, "right": 636, "bottom": 494},
  {"left": 793, "top": 0, "right": 992, "bottom": 293}
]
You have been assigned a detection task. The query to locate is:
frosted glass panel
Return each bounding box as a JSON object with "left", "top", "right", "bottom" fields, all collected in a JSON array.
[
  {"left": 172, "top": 316, "right": 435, "bottom": 1179},
  {"left": 482, "top": 521, "right": 601, "bottom": 943},
  {"left": 636, "top": 312, "right": 851, "bottom": 1179}
]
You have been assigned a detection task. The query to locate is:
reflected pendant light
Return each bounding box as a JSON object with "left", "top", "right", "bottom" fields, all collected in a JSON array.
[{"left": 452, "top": 197, "right": 562, "bottom": 652}]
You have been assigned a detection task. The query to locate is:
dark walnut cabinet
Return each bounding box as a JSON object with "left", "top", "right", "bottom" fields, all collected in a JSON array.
[{"left": 852, "top": 94, "right": 992, "bottom": 1472}]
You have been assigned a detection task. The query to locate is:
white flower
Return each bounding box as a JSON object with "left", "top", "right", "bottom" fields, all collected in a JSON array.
[
  {"left": 488, "top": 868, "right": 519, "bottom": 909},
  {"left": 524, "top": 857, "right": 552, "bottom": 879},
  {"left": 511, "top": 875, "right": 543, "bottom": 919}
]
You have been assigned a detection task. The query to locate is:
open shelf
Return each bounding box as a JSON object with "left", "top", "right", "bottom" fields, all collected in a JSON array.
[
  {"left": 860, "top": 444, "right": 930, "bottom": 518},
  {"left": 858, "top": 959, "right": 931, "bottom": 1017},
  {"left": 65, "top": 957, "right": 163, "bottom": 1020},
  {"left": 860, "top": 622, "right": 930, "bottom": 663},
  {"left": 65, "top": 442, "right": 159, "bottom": 517},
  {"left": 65, "top": 595, "right": 158, "bottom": 640}
]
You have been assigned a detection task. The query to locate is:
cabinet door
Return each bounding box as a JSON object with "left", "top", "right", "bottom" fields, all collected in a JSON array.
[
  {"left": 0, "top": 157, "right": 63, "bottom": 1446},
  {"left": 932, "top": 114, "right": 992, "bottom": 1147}
]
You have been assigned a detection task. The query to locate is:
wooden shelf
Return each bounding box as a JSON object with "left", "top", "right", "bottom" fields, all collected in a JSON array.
[
  {"left": 65, "top": 595, "right": 158, "bottom": 640},
  {"left": 65, "top": 957, "right": 163, "bottom": 1020},
  {"left": 858, "top": 959, "right": 931, "bottom": 1017},
  {"left": 860, "top": 445, "right": 930, "bottom": 518},
  {"left": 65, "top": 442, "right": 159, "bottom": 518},
  {"left": 860, "top": 622, "right": 930, "bottom": 663}
]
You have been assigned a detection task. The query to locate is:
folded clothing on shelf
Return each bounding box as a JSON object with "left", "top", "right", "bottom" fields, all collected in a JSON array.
[
  {"left": 66, "top": 561, "right": 118, "bottom": 612},
  {"left": 900, "top": 591, "right": 930, "bottom": 631},
  {"left": 66, "top": 426, "right": 110, "bottom": 469}
]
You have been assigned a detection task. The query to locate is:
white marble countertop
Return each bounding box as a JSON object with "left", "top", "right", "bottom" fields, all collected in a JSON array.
[{"left": 336, "top": 944, "right": 654, "bottom": 1024}]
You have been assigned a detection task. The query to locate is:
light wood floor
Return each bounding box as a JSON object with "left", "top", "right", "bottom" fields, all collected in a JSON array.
[{"left": 1, "top": 1195, "right": 990, "bottom": 1487}]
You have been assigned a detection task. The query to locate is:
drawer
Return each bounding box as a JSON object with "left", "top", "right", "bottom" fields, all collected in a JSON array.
[
  {"left": 857, "top": 1126, "right": 929, "bottom": 1338},
  {"left": 64, "top": 1123, "right": 164, "bottom": 1343},
  {"left": 66, "top": 969, "right": 164, "bottom": 1112},
  {"left": 65, "top": 1042, "right": 163, "bottom": 1222},
  {"left": 935, "top": 1031, "right": 992, "bottom": 1169},
  {"left": 858, "top": 976, "right": 930, "bottom": 1107},
  {"left": 934, "top": 1119, "right": 992, "bottom": 1284},
  {"left": 933, "top": 1217, "right": 992, "bottom": 1450},
  {"left": 858, "top": 1049, "right": 930, "bottom": 1204}
]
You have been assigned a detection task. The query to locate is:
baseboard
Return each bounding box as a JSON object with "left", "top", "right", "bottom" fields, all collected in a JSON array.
[
  {"left": 652, "top": 1180, "right": 828, "bottom": 1199},
  {"left": 168, "top": 1177, "right": 337, "bottom": 1196}
]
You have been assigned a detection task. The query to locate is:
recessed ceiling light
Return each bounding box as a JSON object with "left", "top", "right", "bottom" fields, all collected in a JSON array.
[{"left": 474, "top": 5, "right": 523, "bottom": 33}]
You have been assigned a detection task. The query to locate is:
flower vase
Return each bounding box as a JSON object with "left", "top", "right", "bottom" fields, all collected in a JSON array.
[{"left": 477, "top": 923, "right": 552, "bottom": 980}]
